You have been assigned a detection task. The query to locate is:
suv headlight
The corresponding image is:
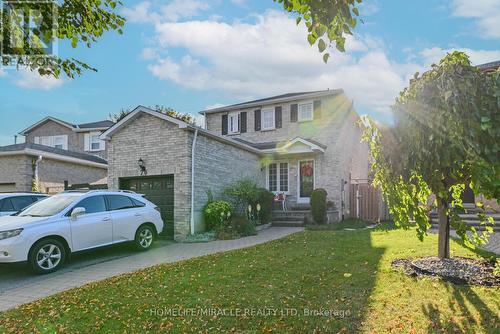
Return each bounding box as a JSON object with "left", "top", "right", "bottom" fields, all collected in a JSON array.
[{"left": 0, "top": 228, "right": 23, "bottom": 241}]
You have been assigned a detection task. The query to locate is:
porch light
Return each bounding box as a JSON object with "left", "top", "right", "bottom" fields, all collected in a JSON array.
[{"left": 138, "top": 158, "right": 147, "bottom": 176}]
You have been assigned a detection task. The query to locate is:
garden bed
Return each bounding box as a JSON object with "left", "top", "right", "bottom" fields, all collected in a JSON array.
[{"left": 392, "top": 256, "right": 500, "bottom": 286}]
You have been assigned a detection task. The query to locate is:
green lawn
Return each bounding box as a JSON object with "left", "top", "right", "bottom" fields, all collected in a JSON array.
[{"left": 1, "top": 227, "right": 498, "bottom": 333}]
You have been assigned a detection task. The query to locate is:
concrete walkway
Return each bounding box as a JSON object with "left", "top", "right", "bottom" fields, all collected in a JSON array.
[
  {"left": 0, "top": 227, "right": 303, "bottom": 312},
  {"left": 429, "top": 228, "right": 500, "bottom": 255}
]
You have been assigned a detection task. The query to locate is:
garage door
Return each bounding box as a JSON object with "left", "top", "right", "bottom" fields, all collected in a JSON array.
[{"left": 120, "top": 175, "right": 174, "bottom": 239}]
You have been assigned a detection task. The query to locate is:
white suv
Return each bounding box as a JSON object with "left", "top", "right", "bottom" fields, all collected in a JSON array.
[{"left": 0, "top": 190, "right": 164, "bottom": 274}]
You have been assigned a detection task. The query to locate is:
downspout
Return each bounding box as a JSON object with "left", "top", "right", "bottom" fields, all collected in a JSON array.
[
  {"left": 190, "top": 129, "right": 199, "bottom": 235},
  {"left": 33, "top": 155, "right": 43, "bottom": 192}
]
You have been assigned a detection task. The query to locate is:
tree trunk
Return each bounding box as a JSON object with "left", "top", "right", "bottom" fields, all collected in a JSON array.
[{"left": 437, "top": 199, "right": 450, "bottom": 259}]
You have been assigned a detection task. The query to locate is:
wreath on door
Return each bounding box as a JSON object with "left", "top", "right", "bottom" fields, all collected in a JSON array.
[{"left": 301, "top": 164, "right": 313, "bottom": 177}]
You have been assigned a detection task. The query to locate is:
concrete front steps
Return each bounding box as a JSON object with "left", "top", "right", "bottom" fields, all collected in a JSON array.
[
  {"left": 272, "top": 210, "right": 307, "bottom": 227},
  {"left": 430, "top": 212, "right": 500, "bottom": 232}
]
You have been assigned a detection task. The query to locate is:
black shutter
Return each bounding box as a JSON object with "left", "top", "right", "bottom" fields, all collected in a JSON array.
[
  {"left": 290, "top": 104, "right": 298, "bottom": 123},
  {"left": 240, "top": 112, "right": 247, "bottom": 133},
  {"left": 275, "top": 106, "right": 282, "bottom": 128},
  {"left": 314, "top": 100, "right": 322, "bottom": 119},
  {"left": 254, "top": 109, "right": 261, "bottom": 131},
  {"left": 222, "top": 114, "right": 228, "bottom": 135}
]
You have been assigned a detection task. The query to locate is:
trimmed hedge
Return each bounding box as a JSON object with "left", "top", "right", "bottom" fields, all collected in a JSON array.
[
  {"left": 311, "top": 188, "right": 328, "bottom": 224},
  {"left": 257, "top": 188, "right": 274, "bottom": 224}
]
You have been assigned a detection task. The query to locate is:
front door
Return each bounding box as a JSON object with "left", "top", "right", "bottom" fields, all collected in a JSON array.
[{"left": 298, "top": 160, "right": 314, "bottom": 203}]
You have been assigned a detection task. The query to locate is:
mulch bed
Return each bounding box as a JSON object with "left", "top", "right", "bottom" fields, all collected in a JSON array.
[{"left": 392, "top": 256, "right": 500, "bottom": 286}]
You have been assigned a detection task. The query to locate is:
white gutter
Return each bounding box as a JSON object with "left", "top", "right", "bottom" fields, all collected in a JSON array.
[
  {"left": 0, "top": 149, "right": 108, "bottom": 169},
  {"left": 190, "top": 128, "right": 199, "bottom": 235}
]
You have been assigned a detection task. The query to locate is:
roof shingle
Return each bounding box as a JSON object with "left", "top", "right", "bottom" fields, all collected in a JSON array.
[{"left": 0, "top": 143, "right": 108, "bottom": 165}]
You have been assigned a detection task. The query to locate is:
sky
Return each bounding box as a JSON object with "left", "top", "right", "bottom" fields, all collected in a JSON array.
[{"left": 0, "top": 0, "right": 499, "bottom": 146}]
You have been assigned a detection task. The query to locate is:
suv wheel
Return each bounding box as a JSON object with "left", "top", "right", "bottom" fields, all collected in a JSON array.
[
  {"left": 29, "top": 239, "right": 66, "bottom": 274},
  {"left": 135, "top": 225, "right": 155, "bottom": 251}
]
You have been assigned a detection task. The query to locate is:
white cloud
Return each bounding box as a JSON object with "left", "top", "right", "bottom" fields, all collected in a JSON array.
[
  {"left": 145, "top": 10, "right": 413, "bottom": 116},
  {"left": 0, "top": 69, "right": 6, "bottom": 77},
  {"left": 420, "top": 47, "right": 500, "bottom": 66},
  {"left": 160, "top": 0, "right": 210, "bottom": 22},
  {"left": 133, "top": 9, "right": 499, "bottom": 119},
  {"left": 140, "top": 47, "right": 160, "bottom": 60},
  {"left": 122, "top": 0, "right": 210, "bottom": 24},
  {"left": 359, "top": 1, "right": 379, "bottom": 16},
  {"left": 452, "top": 0, "right": 500, "bottom": 39},
  {"left": 122, "top": 2, "right": 156, "bottom": 23},
  {"left": 14, "top": 69, "right": 65, "bottom": 90}
]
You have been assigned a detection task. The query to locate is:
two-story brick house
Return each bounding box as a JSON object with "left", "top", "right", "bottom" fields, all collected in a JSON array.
[
  {"left": 103, "top": 90, "right": 369, "bottom": 240},
  {"left": 0, "top": 117, "right": 113, "bottom": 193}
]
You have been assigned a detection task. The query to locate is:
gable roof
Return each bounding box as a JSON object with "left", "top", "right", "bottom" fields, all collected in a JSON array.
[
  {"left": 233, "top": 137, "right": 327, "bottom": 152},
  {"left": 78, "top": 120, "right": 115, "bottom": 129},
  {"left": 0, "top": 143, "right": 108, "bottom": 168},
  {"left": 201, "top": 89, "right": 343, "bottom": 114},
  {"left": 478, "top": 60, "right": 500, "bottom": 73},
  {"left": 100, "top": 106, "right": 262, "bottom": 155},
  {"left": 19, "top": 117, "right": 115, "bottom": 135}
]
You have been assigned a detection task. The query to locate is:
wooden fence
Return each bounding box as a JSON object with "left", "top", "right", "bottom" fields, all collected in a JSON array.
[{"left": 349, "top": 183, "right": 390, "bottom": 222}]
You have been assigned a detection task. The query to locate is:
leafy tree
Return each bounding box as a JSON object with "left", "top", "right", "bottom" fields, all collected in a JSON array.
[
  {"left": 361, "top": 52, "right": 499, "bottom": 259},
  {"left": 110, "top": 105, "right": 197, "bottom": 126},
  {"left": 1, "top": 0, "right": 125, "bottom": 78},
  {"left": 275, "top": 0, "right": 363, "bottom": 62}
]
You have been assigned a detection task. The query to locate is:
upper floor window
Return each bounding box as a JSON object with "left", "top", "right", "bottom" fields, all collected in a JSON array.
[
  {"left": 298, "top": 102, "right": 313, "bottom": 121},
  {"left": 85, "top": 132, "right": 105, "bottom": 152},
  {"left": 228, "top": 113, "right": 239, "bottom": 134},
  {"left": 54, "top": 136, "right": 65, "bottom": 149},
  {"left": 261, "top": 108, "right": 275, "bottom": 130},
  {"left": 91, "top": 134, "right": 100, "bottom": 150},
  {"left": 34, "top": 135, "right": 68, "bottom": 150}
]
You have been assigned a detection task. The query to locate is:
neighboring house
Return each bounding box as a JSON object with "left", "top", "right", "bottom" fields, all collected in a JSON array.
[
  {"left": 0, "top": 117, "right": 112, "bottom": 193},
  {"left": 20, "top": 116, "right": 113, "bottom": 160},
  {"left": 103, "top": 90, "right": 369, "bottom": 240}
]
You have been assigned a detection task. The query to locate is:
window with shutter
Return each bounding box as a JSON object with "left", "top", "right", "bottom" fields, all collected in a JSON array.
[
  {"left": 298, "top": 102, "right": 313, "bottom": 121},
  {"left": 228, "top": 112, "right": 240, "bottom": 134},
  {"left": 261, "top": 108, "right": 275, "bottom": 130}
]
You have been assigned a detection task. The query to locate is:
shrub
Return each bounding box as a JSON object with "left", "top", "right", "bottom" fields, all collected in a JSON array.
[
  {"left": 256, "top": 188, "right": 274, "bottom": 224},
  {"left": 203, "top": 200, "right": 231, "bottom": 231},
  {"left": 223, "top": 179, "right": 261, "bottom": 214},
  {"left": 232, "top": 214, "right": 257, "bottom": 237},
  {"left": 311, "top": 188, "right": 328, "bottom": 224}
]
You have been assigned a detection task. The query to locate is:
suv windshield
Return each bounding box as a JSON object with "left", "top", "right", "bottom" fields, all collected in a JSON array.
[{"left": 19, "top": 195, "right": 77, "bottom": 217}]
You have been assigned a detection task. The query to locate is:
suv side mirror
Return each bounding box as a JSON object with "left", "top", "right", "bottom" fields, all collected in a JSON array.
[{"left": 71, "top": 207, "right": 86, "bottom": 220}]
